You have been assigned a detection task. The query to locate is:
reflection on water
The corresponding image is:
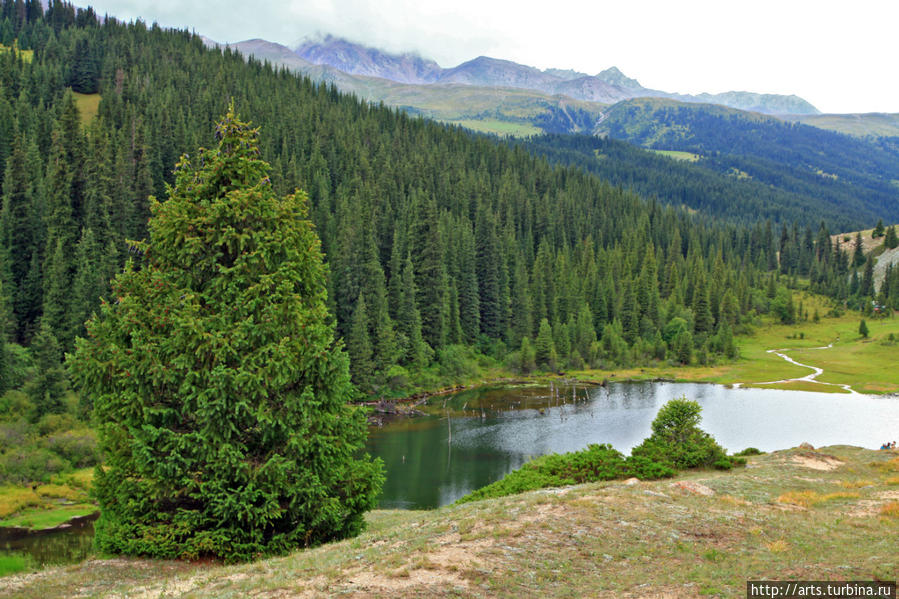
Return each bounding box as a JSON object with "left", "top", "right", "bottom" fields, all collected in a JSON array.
[
  {"left": 366, "top": 381, "right": 899, "bottom": 509},
  {"left": 0, "top": 513, "right": 96, "bottom": 571}
]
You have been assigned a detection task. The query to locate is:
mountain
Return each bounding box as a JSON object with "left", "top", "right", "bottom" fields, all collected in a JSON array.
[
  {"left": 296, "top": 34, "right": 441, "bottom": 84},
  {"left": 291, "top": 36, "right": 821, "bottom": 116},
  {"left": 227, "top": 38, "right": 604, "bottom": 136},
  {"left": 593, "top": 98, "right": 899, "bottom": 225},
  {"left": 438, "top": 56, "right": 563, "bottom": 90}
]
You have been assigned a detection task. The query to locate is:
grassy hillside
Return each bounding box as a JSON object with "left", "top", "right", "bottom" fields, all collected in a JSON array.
[
  {"left": 783, "top": 113, "right": 899, "bottom": 138},
  {"left": 3, "top": 446, "right": 896, "bottom": 597}
]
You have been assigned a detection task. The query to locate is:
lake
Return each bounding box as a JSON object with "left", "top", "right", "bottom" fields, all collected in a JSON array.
[
  {"left": 4, "top": 380, "right": 898, "bottom": 570},
  {"left": 366, "top": 381, "right": 899, "bottom": 509}
]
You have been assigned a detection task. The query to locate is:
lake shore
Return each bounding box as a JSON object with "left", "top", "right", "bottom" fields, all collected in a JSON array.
[{"left": 3, "top": 445, "right": 897, "bottom": 597}]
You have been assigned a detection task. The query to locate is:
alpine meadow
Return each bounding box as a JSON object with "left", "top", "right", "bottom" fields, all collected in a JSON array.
[{"left": 1, "top": 1, "right": 899, "bottom": 596}]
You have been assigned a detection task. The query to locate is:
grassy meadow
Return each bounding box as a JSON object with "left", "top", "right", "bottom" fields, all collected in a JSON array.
[
  {"left": 72, "top": 93, "right": 101, "bottom": 127},
  {"left": 567, "top": 290, "right": 899, "bottom": 395},
  {"left": 649, "top": 149, "right": 701, "bottom": 162},
  {"left": 0, "top": 469, "right": 95, "bottom": 530}
]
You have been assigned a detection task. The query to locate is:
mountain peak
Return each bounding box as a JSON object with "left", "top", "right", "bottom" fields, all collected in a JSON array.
[
  {"left": 596, "top": 67, "right": 642, "bottom": 91},
  {"left": 295, "top": 35, "right": 442, "bottom": 84}
]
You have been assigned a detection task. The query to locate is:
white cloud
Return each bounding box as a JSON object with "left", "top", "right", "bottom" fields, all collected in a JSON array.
[{"left": 84, "top": 0, "right": 899, "bottom": 113}]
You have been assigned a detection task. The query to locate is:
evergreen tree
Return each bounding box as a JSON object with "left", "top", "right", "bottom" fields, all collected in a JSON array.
[
  {"left": 873, "top": 219, "right": 885, "bottom": 239},
  {"left": 396, "top": 254, "right": 430, "bottom": 367},
  {"left": 24, "top": 321, "right": 68, "bottom": 420},
  {"left": 68, "top": 109, "right": 383, "bottom": 562},
  {"left": 852, "top": 231, "right": 865, "bottom": 267},
  {"left": 410, "top": 191, "right": 445, "bottom": 349},
  {"left": 534, "top": 317, "right": 556, "bottom": 371},
  {"left": 860, "top": 255, "right": 874, "bottom": 298},
  {"left": 885, "top": 225, "right": 898, "bottom": 250},
  {"left": 859, "top": 319, "right": 869, "bottom": 338},
  {"left": 346, "top": 295, "right": 374, "bottom": 391},
  {"left": 691, "top": 271, "right": 713, "bottom": 335}
]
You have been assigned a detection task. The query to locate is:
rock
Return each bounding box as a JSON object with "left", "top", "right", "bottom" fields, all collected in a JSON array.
[
  {"left": 623, "top": 477, "right": 640, "bottom": 486},
  {"left": 670, "top": 481, "right": 715, "bottom": 496},
  {"left": 799, "top": 442, "right": 815, "bottom": 450}
]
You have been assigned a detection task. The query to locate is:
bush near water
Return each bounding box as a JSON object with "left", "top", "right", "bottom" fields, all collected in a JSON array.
[{"left": 458, "top": 398, "right": 740, "bottom": 503}]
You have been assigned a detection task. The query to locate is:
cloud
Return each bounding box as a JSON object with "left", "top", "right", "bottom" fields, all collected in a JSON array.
[{"left": 84, "top": 0, "right": 899, "bottom": 113}]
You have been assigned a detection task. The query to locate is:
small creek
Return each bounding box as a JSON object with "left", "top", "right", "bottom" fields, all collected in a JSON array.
[{"left": 735, "top": 341, "right": 857, "bottom": 393}]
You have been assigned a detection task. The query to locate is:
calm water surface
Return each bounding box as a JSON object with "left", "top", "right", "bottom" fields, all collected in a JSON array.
[
  {"left": 4, "top": 382, "right": 897, "bottom": 571},
  {"left": 366, "top": 381, "right": 899, "bottom": 509}
]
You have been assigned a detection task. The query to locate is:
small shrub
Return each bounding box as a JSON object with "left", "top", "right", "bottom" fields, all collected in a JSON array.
[
  {"left": 41, "top": 429, "right": 99, "bottom": 468},
  {"left": 777, "top": 490, "right": 819, "bottom": 508},
  {"left": 0, "top": 448, "right": 70, "bottom": 484},
  {"left": 713, "top": 459, "right": 733, "bottom": 470},
  {"left": 734, "top": 447, "right": 763, "bottom": 457},
  {"left": 881, "top": 502, "right": 899, "bottom": 518},
  {"left": 626, "top": 455, "right": 675, "bottom": 480},
  {"left": 0, "top": 486, "right": 41, "bottom": 518},
  {"left": 457, "top": 444, "right": 629, "bottom": 503}
]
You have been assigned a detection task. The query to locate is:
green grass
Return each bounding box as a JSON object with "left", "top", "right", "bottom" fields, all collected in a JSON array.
[
  {"left": 447, "top": 118, "right": 540, "bottom": 137},
  {"left": 562, "top": 291, "right": 899, "bottom": 394},
  {"left": 4, "top": 446, "right": 897, "bottom": 597},
  {"left": 0, "top": 469, "right": 95, "bottom": 530},
  {"left": 783, "top": 113, "right": 899, "bottom": 138},
  {"left": 649, "top": 149, "right": 701, "bottom": 162},
  {"left": 0, "top": 554, "right": 35, "bottom": 577},
  {"left": 71, "top": 92, "right": 100, "bottom": 127},
  {"left": 0, "top": 505, "right": 96, "bottom": 529}
]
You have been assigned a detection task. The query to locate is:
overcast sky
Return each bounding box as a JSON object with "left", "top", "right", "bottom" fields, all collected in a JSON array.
[{"left": 85, "top": 0, "right": 897, "bottom": 114}]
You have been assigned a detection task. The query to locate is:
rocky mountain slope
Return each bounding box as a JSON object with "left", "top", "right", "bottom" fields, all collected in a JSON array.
[{"left": 294, "top": 35, "right": 820, "bottom": 115}]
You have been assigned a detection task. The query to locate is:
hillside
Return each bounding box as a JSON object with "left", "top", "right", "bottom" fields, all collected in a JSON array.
[
  {"left": 595, "top": 98, "right": 899, "bottom": 226},
  {"left": 781, "top": 113, "right": 899, "bottom": 138},
  {"left": 516, "top": 134, "right": 871, "bottom": 229},
  {"left": 4, "top": 446, "right": 897, "bottom": 597}
]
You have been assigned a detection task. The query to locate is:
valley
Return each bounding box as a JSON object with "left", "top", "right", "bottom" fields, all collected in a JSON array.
[{"left": 0, "top": 1, "right": 898, "bottom": 595}]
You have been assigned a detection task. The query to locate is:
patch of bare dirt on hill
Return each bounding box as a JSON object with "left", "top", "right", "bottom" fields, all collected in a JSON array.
[{"left": 791, "top": 453, "right": 844, "bottom": 471}]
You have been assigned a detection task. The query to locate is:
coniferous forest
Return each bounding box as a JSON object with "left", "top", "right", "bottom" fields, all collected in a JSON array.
[{"left": 0, "top": 1, "right": 896, "bottom": 485}]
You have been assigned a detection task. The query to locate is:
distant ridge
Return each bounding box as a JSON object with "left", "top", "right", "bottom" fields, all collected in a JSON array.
[{"left": 292, "top": 35, "right": 820, "bottom": 115}]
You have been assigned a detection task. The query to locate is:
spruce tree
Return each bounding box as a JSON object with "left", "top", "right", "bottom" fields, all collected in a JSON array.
[
  {"left": 25, "top": 321, "right": 68, "bottom": 420},
  {"left": 68, "top": 109, "right": 383, "bottom": 562},
  {"left": 534, "top": 317, "right": 556, "bottom": 371},
  {"left": 885, "top": 225, "right": 898, "bottom": 250},
  {"left": 852, "top": 231, "right": 865, "bottom": 267}
]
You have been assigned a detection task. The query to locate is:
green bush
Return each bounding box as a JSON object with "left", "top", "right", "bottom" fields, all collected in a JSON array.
[
  {"left": 1, "top": 448, "right": 70, "bottom": 484},
  {"left": 630, "top": 397, "right": 731, "bottom": 469},
  {"left": 456, "top": 398, "right": 739, "bottom": 504},
  {"left": 41, "top": 429, "right": 99, "bottom": 468},
  {"left": 457, "top": 444, "right": 629, "bottom": 503},
  {"left": 625, "top": 455, "right": 675, "bottom": 480},
  {"left": 734, "top": 447, "right": 763, "bottom": 457}
]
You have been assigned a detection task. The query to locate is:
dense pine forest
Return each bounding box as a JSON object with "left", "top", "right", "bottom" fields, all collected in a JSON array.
[{"left": 0, "top": 0, "right": 896, "bottom": 484}]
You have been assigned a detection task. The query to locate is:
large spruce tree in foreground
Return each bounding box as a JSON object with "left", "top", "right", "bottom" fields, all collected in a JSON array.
[{"left": 68, "top": 108, "right": 383, "bottom": 562}]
